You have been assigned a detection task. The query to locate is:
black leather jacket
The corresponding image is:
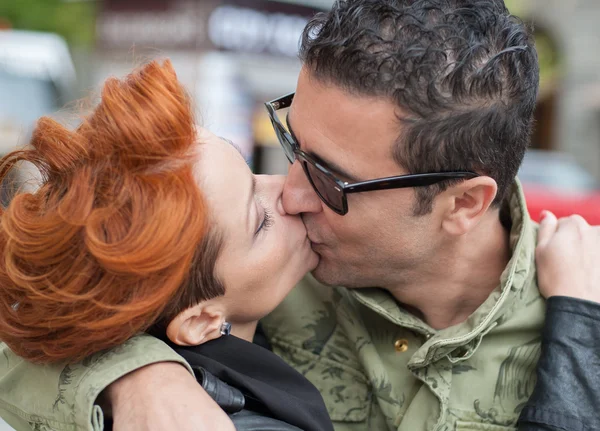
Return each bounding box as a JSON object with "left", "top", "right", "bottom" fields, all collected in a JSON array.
[{"left": 518, "top": 296, "right": 600, "bottom": 431}]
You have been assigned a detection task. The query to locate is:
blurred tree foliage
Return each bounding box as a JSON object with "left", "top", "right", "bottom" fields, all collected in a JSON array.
[{"left": 0, "top": 0, "right": 96, "bottom": 46}]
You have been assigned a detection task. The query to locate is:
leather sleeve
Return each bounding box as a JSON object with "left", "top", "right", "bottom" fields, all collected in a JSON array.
[
  {"left": 518, "top": 296, "right": 600, "bottom": 431},
  {"left": 230, "top": 410, "right": 303, "bottom": 431}
]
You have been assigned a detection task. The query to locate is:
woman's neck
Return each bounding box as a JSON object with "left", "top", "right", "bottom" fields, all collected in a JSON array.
[{"left": 229, "top": 320, "right": 259, "bottom": 342}]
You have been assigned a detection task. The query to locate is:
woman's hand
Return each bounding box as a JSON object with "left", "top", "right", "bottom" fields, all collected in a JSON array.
[
  {"left": 106, "top": 362, "right": 235, "bottom": 431},
  {"left": 536, "top": 211, "right": 600, "bottom": 302}
]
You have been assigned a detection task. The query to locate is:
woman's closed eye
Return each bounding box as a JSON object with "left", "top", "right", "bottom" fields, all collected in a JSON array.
[{"left": 255, "top": 204, "right": 274, "bottom": 235}]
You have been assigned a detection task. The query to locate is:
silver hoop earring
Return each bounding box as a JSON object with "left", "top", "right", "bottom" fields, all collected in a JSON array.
[{"left": 220, "top": 322, "right": 232, "bottom": 336}]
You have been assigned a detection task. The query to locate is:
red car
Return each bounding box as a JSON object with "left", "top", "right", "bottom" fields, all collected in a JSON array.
[{"left": 519, "top": 150, "right": 600, "bottom": 224}]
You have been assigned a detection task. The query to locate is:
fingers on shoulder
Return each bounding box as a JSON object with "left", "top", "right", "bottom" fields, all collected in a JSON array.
[
  {"left": 557, "top": 214, "right": 589, "bottom": 229},
  {"left": 536, "top": 210, "right": 558, "bottom": 250}
]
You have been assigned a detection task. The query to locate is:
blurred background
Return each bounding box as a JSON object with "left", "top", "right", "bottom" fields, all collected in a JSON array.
[
  {"left": 0, "top": 1, "right": 597, "bottom": 429},
  {"left": 0, "top": 0, "right": 599, "bottom": 226}
]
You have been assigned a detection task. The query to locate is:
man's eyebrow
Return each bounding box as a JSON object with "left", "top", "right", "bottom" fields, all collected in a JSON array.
[{"left": 285, "top": 115, "right": 360, "bottom": 183}]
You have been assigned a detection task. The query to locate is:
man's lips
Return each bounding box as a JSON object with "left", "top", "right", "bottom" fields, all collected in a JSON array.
[{"left": 309, "top": 240, "right": 325, "bottom": 253}]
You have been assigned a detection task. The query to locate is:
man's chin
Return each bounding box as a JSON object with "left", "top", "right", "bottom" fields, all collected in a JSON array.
[{"left": 309, "top": 258, "right": 343, "bottom": 287}]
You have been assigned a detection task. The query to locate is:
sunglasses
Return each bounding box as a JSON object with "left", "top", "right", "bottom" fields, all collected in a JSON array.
[{"left": 264, "top": 92, "right": 478, "bottom": 215}]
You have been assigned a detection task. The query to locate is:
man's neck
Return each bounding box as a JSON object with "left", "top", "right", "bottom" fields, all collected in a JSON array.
[{"left": 387, "top": 212, "right": 511, "bottom": 330}]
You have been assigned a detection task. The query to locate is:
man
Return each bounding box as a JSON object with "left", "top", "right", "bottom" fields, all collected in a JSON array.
[
  {"left": 0, "top": 1, "right": 596, "bottom": 430},
  {"left": 260, "top": 0, "right": 541, "bottom": 428}
]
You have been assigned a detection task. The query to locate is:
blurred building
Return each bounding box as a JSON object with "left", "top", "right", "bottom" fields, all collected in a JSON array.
[
  {"left": 503, "top": 0, "right": 600, "bottom": 181},
  {"left": 91, "top": 0, "right": 333, "bottom": 172},
  {"left": 526, "top": 0, "right": 600, "bottom": 181},
  {"left": 0, "top": 29, "right": 76, "bottom": 204}
]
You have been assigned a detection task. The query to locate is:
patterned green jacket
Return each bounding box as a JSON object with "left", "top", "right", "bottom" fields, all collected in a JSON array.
[
  {"left": 261, "top": 182, "right": 544, "bottom": 431},
  {"left": 0, "top": 181, "right": 543, "bottom": 431}
]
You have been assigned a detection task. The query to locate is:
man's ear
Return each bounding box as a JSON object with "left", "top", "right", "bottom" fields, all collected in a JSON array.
[
  {"left": 166, "top": 304, "right": 224, "bottom": 346},
  {"left": 440, "top": 176, "right": 498, "bottom": 236}
]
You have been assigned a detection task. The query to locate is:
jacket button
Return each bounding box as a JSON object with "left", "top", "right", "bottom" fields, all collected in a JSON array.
[{"left": 394, "top": 339, "right": 409, "bottom": 352}]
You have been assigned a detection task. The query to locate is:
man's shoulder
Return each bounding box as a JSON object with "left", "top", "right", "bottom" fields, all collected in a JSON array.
[
  {"left": 262, "top": 275, "right": 341, "bottom": 346},
  {"left": 261, "top": 277, "right": 372, "bottom": 425},
  {"left": 261, "top": 275, "right": 366, "bottom": 365}
]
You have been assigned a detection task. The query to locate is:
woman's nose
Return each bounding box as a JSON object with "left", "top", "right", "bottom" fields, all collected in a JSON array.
[{"left": 256, "top": 174, "right": 287, "bottom": 216}]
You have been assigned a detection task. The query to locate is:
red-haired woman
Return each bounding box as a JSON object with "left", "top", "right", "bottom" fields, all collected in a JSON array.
[{"left": 0, "top": 60, "right": 327, "bottom": 431}]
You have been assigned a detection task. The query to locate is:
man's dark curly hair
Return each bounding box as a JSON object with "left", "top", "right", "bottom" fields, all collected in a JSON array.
[{"left": 300, "top": 0, "right": 539, "bottom": 215}]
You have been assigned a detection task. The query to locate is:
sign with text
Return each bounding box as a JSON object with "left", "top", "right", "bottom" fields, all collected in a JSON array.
[{"left": 97, "top": 0, "right": 323, "bottom": 57}]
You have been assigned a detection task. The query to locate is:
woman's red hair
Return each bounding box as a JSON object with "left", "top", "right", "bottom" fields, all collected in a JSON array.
[{"left": 0, "top": 60, "right": 209, "bottom": 363}]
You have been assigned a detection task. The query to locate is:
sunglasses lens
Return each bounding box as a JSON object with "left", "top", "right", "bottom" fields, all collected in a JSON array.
[
  {"left": 303, "top": 161, "right": 345, "bottom": 214},
  {"left": 268, "top": 98, "right": 347, "bottom": 214},
  {"left": 268, "top": 116, "right": 295, "bottom": 164},
  {"left": 278, "top": 128, "right": 296, "bottom": 164}
]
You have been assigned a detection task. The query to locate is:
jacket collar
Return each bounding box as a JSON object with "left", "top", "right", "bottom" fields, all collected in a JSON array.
[{"left": 348, "top": 179, "right": 538, "bottom": 366}]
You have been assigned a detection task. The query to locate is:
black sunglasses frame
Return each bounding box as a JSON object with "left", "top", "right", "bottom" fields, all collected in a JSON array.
[{"left": 265, "top": 92, "right": 478, "bottom": 215}]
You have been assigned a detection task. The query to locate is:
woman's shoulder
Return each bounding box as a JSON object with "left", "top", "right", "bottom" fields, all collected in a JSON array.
[
  {"left": 172, "top": 336, "right": 334, "bottom": 431},
  {"left": 192, "top": 367, "right": 303, "bottom": 431}
]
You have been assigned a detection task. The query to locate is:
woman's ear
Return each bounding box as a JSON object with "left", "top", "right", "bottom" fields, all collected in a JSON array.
[{"left": 166, "top": 304, "right": 224, "bottom": 346}]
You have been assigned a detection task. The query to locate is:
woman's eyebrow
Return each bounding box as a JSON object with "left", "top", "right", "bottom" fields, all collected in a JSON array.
[
  {"left": 221, "top": 137, "right": 251, "bottom": 167},
  {"left": 221, "top": 137, "right": 240, "bottom": 152},
  {"left": 248, "top": 175, "right": 257, "bottom": 234},
  {"left": 219, "top": 136, "right": 255, "bottom": 233}
]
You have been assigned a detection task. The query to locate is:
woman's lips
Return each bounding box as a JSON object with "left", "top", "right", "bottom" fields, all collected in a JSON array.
[{"left": 306, "top": 232, "right": 321, "bottom": 245}]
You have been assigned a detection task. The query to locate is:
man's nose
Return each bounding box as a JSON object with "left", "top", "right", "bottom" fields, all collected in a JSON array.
[{"left": 282, "top": 161, "right": 323, "bottom": 215}]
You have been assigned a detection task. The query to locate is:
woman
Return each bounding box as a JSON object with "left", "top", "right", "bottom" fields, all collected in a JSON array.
[{"left": 0, "top": 60, "right": 328, "bottom": 431}]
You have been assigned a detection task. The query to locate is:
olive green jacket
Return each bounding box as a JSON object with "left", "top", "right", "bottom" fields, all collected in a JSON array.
[
  {"left": 0, "top": 181, "right": 544, "bottom": 431},
  {"left": 261, "top": 182, "right": 544, "bottom": 431}
]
